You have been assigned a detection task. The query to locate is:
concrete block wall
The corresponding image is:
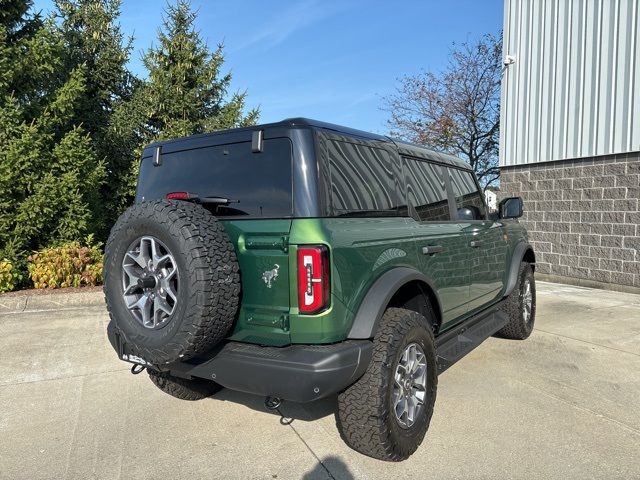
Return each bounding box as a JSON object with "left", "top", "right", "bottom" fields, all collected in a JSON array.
[{"left": 500, "top": 152, "right": 640, "bottom": 292}]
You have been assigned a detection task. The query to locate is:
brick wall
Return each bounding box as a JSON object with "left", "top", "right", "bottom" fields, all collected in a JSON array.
[{"left": 500, "top": 152, "right": 640, "bottom": 292}]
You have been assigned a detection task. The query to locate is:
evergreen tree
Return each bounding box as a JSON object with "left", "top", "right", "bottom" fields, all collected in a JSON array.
[
  {"left": 55, "top": 0, "right": 136, "bottom": 231},
  {"left": 0, "top": 6, "right": 105, "bottom": 264},
  {"left": 119, "top": 0, "right": 259, "bottom": 204},
  {"left": 0, "top": 1, "right": 61, "bottom": 119},
  {"left": 142, "top": 0, "right": 258, "bottom": 139},
  {"left": 0, "top": 0, "right": 258, "bottom": 272},
  {"left": 0, "top": 0, "right": 42, "bottom": 43},
  {"left": 56, "top": 0, "right": 134, "bottom": 131}
]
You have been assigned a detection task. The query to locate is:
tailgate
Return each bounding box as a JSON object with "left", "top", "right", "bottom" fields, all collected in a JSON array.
[{"left": 221, "top": 219, "right": 292, "bottom": 346}]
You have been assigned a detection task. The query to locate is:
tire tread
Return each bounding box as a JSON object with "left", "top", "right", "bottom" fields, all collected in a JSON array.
[
  {"left": 337, "top": 307, "right": 437, "bottom": 461},
  {"left": 103, "top": 200, "right": 240, "bottom": 364},
  {"left": 495, "top": 262, "right": 535, "bottom": 340},
  {"left": 148, "top": 370, "right": 220, "bottom": 400}
]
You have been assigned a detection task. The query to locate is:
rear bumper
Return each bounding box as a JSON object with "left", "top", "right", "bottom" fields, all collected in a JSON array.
[{"left": 107, "top": 321, "right": 373, "bottom": 403}]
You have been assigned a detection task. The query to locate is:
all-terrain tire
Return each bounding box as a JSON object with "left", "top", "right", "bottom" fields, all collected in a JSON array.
[
  {"left": 495, "top": 262, "right": 536, "bottom": 340},
  {"left": 104, "top": 200, "right": 240, "bottom": 365},
  {"left": 148, "top": 370, "right": 221, "bottom": 400},
  {"left": 337, "top": 308, "right": 438, "bottom": 461}
]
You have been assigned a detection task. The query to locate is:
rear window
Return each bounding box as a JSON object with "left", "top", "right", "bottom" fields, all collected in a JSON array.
[{"left": 137, "top": 138, "right": 293, "bottom": 218}]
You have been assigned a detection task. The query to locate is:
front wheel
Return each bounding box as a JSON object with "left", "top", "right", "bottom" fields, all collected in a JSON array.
[
  {"left": 495, "top": 262, "right": 536, "bottom": 340},
  {"left": 337, "top": 308, "right": 438, "bottom": 461}
]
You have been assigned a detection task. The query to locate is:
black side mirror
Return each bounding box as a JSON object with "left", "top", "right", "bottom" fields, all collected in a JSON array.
[
  {"left": 457, "top": 207, "right": 476, "bottom": 220},
  {"left": 498, "top": 197, "right": 523, "bottom": 219}
]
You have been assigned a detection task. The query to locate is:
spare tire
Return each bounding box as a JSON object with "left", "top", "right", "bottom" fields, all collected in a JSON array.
[{"left": 103, "top": 199, "right": 240, "bottom": 365}]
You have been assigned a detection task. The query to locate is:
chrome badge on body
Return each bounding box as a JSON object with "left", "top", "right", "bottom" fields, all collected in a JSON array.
[{"left": 262, "top": 264, "right": 280, "bottom": 288}]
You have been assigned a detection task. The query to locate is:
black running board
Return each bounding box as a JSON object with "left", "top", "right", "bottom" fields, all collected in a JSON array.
[{"left": 435, "top": 300, "right": 508, "bottom": 374}]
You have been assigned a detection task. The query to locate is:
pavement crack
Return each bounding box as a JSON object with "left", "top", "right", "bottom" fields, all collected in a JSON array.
[
  {"left": 534, "top": 328, "right": 640, "bottom": 358},
  {"left": 515, "top": 379, "right": 640, "bottom": 437},
  {"left": 0, "top": 306, "right": 104, "bottom": 316},
  {"left": 62, "top": 374, "right": 85, "bottom": 480},
  {"left": 276, "top": 408, "right": 337, "bottom": 480},
  {"left": 0, "top": 367, "right": 130, "bottom": 388}
]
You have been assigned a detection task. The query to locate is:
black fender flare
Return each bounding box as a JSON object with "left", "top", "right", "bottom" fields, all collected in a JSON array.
[
  {"left": 503, "top": 242, "right": 536, "bottom": 297},
  {"left": 347, "top": 267, "right": 442, "bottom": 339}
]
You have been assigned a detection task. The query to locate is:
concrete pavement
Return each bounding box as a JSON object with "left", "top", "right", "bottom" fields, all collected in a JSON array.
[{"left": 1, "top": 282, "right": 639, "bottom": 479}]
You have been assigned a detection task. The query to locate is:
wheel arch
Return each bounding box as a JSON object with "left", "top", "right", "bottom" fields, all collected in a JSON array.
[
  {"left": 503, "top": 242, "right": 536, "bottom": 297},
  {"left": 347, "top": 267, "right": 443, "bottom": 339}
]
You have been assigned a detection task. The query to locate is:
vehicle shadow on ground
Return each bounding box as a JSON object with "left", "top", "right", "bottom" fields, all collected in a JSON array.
[
  {"left": 207, "top": 387, "right": 339, "bottom": 423},
  {"left": 301, "top": 456, "right": 355, "bottom": 480},
  {"left": 206, "top": 390, "right": 357, "bottom": 478}
]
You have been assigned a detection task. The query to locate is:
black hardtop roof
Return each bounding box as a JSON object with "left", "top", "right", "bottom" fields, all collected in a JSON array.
[
  {"left": 392, "top": 139, "right": 469, "bottom": 169},
  {"left": 146, "top": 117, "right": 469, "bottom": 169}
]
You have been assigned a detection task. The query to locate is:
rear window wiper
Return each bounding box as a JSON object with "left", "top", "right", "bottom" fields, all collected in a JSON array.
[
  {"left": 199, "top": 196, "right": 240, "bottom": 205},
  {"left": 166, "top": 192, "right": 239, "bottom": 204}
]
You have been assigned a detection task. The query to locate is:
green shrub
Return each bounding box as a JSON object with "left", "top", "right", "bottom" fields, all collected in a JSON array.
[
  {"left": 27, "top": 238, "right": 103, "bottom": 289},
  {"left": 0, "top": 259, "right": 21, "bottom": 293}
]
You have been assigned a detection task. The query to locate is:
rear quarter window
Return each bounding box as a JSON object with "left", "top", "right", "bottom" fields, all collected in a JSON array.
[
  {"left": 327, "top": 140, "right": 402, "bottom": 216},
  {"left": 136, "top": 138, "right": 293, "bottom": 218}
]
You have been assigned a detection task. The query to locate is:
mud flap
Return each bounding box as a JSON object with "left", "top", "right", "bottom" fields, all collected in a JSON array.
[{"left": 107, "top": 321, "right": 155, "bottom": 368}]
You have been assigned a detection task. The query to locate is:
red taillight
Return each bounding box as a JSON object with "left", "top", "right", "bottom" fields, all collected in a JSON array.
[
  {"left": 166, "top": 191, "right": 191, "bottom": 200},
  {"left": 297, "top": 246, "right": 330, "bottom": 314}
]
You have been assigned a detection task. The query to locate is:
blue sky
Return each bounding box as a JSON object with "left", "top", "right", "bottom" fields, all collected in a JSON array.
[{"left": 33, "top": 0, "right": 503, "bottom": 134}]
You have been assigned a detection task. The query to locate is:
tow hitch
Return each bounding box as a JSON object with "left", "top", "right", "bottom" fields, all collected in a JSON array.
[
  {"left": 264, "top": 396, "right": 282, "bottom": 410},
  {"left": 131, "top": 364, "right": 146, "bottom": 375}
]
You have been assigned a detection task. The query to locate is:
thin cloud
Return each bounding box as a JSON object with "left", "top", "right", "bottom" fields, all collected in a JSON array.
[{"left": 231, "top": 1, "right": 347, "bottom": 52}]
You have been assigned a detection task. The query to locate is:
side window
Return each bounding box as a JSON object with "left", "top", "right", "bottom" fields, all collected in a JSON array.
[
  {"left": 402, "top": 157, "right": 451, "bottom": 221},
  {"left": 447, "top": 168, "right": 486, "bottom": 220},
  {"left": 328, "top": 140, "right": 401, "bottom": 215}
]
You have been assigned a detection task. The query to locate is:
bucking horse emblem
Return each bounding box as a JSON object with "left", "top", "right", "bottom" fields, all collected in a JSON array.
[{"left": 262, "top": 264, "right": 280, "bottom": 288}]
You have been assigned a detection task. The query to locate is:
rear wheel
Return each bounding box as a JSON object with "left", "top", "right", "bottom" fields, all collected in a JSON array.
[
  {"left": 148, "top": 370, "right": 221, "bottom": 401},
  {"left": 495, "top": 262, "right": 536, "bottom": 340},
  {"left": 337, "top": 307, "right": 437, "bottom": 461}
]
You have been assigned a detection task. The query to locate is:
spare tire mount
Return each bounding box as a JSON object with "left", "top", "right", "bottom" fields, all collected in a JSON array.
[{"left": 103, "top": 199, "right": 241, "bottom": 365}]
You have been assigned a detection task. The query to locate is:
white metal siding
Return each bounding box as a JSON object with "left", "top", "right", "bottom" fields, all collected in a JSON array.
[{"left": 500, "top": 0, "right": 640, "bottom": 167}]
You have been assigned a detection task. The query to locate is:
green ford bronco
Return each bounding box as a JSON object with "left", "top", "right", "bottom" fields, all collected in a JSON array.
[{"left": 104, "top": 118, "right": 536, "bottom": 461}]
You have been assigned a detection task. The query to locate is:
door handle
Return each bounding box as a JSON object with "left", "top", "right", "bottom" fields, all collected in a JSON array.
[
  {"left": 469, "top": 240, "right": 483, "bottom": 248},
  {"left": 422, "top": 245, "right": 444, "bottom": 255}
]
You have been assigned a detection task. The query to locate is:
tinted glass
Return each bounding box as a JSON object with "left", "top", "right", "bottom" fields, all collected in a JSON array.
[
  {"left": 327, "top": 140, "right": 401, "bottom": 216},
  {"left": 402, "top": 158, "right": 451, "bottom": 221},
  {"left": 448, "top": 168, "right": 486, "bottom": 220},
  {"left": 137, "top": 138, "right": 292, "bottom": 218}
]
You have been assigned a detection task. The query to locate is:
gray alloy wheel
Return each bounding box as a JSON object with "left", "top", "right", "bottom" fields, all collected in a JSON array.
[
  {"left": 521, "top": 277, "right": 533, "bottom": 324},
  {"left": 392, "top": 343, "right": 428, "bottom": 429},
  {"left": 121, "top": 236, "right": 179, "bottom": 329}
]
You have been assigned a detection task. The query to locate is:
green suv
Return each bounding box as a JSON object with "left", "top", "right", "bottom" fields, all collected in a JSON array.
[{"left": 104, "top": 118, "right": 536, "bottom": 461}]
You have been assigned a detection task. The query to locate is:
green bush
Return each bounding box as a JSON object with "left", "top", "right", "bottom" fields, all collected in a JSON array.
[
  {"left": 0, "top": 259, "right": 21, "bottom": 293},
  {"left": 27, "top": 239, "right": 103, "bottom": 289}
]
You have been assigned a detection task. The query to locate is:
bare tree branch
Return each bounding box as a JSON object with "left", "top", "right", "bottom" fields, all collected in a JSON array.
[{"left": 383, "top": 33, "right": 502, "bottom": 190}]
